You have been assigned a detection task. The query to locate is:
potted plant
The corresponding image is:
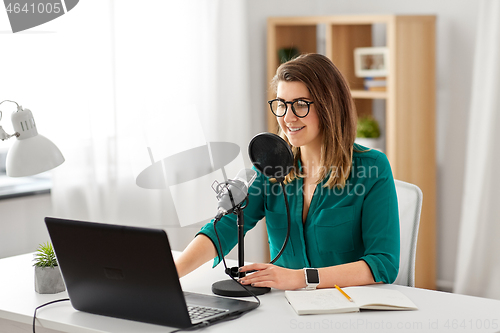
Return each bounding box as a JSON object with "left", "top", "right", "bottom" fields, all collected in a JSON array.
[
  {"left": 355, "top": 115, "right": 383, "bottom": 151},
  {"left": 278, "top": 47, "right": 299, "bottom": 64},
  {"left": 33, "top": 242, "right": 66, "bottom": 294}
]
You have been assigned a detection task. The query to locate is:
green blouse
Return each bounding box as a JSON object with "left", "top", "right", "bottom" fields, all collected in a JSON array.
[{"left": 198, "top": 146, "right": 400, "bottom": 284}]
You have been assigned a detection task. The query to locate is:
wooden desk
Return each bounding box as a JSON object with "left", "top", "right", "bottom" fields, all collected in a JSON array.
[{"left": 1, "top": 252, "right": 500, "bottom": 333}]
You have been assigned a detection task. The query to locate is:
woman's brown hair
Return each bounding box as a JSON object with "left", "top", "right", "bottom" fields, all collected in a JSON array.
[{"left": 270, "top": 53, "right": 358, "bottom": 188}]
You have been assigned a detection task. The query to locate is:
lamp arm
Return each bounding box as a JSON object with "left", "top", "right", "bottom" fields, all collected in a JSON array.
[
  {"left": 0, "top": 127, "right": 19, "bottom": 141},
  {"left": 0, "top": 100, "right": 21, "bottom": 141}
]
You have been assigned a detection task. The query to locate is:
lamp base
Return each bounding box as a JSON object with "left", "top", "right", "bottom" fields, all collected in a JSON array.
[{"left": 212, "top": 279, "right": 270, "bottom": 297}]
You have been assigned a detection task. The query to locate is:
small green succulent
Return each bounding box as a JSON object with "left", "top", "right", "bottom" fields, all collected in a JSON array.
[
  {"left": 357, "top": 116, "right": 381, "bottom": 138},
  {"left": 33, "top": 242, "right": 58, "bottom": 268},
  {"left": 278, "top": 47, "right": 300, "bottom": 64}
]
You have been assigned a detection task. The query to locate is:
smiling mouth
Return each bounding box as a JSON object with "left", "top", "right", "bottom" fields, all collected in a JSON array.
[{"left": 288, "top": 126, "right": 305, "bottom": 132}]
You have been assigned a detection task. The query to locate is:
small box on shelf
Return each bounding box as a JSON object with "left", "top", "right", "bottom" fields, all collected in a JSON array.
[{"left": 363, "top": 77, "right": 387, "bottom": 91}]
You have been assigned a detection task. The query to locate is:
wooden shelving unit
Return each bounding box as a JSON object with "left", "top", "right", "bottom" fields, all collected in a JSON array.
[{"left": 267, "top": 15, "right": 436, "bottom": 289}]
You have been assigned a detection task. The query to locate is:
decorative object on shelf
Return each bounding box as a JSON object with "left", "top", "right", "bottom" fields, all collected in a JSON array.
[
  {"left": 278, "top": 47, "right": 299, "bottom": 64},
  {"left": 355, "top": 115, "right": 383, "bottom": 151},
  {"left": 363, "top": 77, "right": 387, "bottom": 92},
  {"left": 354, "top": 47, "right": 389, "bottom": 78},
  {"left": 0, "top": 100, "right": 64, "bottom": 177},
  {"left": 33, "top": 242, "right": 66, "bottom": 294}
]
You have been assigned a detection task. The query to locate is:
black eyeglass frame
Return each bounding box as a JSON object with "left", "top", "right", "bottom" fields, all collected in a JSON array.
[{"left": 268, "top": 99, "right": 314, "bottom": 118}]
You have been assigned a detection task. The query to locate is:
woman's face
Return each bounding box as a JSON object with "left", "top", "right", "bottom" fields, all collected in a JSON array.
[{"left": 276, "top": 80, "right": 322, "bottom": 150}]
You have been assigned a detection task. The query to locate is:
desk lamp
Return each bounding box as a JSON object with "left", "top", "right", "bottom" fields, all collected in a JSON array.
[{"left": 0, "top": 100, "right": 64, "bottom": 177}]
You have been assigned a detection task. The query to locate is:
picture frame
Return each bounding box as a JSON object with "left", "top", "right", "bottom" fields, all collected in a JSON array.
[{"left": 354, "top": 47, "right": 389, "bottom": 78}]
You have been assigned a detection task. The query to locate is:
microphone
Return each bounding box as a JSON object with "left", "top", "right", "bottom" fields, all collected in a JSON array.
[
  {"left": 213, "top": 169, "right": 257, "bottom": 219},
  {"left": 211, "top": 134, "right": 293, "bottom": 297},
  {"left": 211, "top": 167, "right": 269, "bottom": 297}
]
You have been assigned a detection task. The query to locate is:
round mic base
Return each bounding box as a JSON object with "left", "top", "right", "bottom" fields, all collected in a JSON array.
[{"left": 212, "top": 279, "right": 270, "bottom": 297}]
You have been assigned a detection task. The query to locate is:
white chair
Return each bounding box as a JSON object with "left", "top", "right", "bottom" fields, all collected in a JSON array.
[{"left": 393, "top": 179, "right": 423, "bottom": 287}]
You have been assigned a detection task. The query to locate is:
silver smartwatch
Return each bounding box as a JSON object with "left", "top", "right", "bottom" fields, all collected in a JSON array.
[{"left": 304, "top": 268, "right": 320, "bottom": 290}]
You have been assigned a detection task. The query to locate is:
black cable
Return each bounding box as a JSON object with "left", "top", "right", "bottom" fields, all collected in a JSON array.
[
  {"left": 33, "top": 298, "right": 70, "bottom": 333},
  {"left": 32, "top": 296, "right": 242, "bottom": 333},
  {"left": 269, "top": 181, "right": 291, "bottom": 264}
]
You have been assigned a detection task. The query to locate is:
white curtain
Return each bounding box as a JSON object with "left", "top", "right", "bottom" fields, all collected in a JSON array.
[
  {"left": 48, "top": 0, "right": 267, "bottom": 257},
  {"left": 454, "top": 0, "right": 500, "bottom": 299}
]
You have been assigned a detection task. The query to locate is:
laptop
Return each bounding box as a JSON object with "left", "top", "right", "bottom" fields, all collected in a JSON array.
[{"left": 44, "top": 217, "right": 258, "bottom": 329}]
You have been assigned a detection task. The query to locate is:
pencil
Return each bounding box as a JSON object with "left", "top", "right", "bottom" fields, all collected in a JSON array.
[{"left": 335, "top": 285, "right": 353, "bottom": 302}]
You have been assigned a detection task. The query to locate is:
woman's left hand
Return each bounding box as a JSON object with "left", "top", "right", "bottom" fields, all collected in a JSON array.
[{"left": 238, "top": 263, "right": 306, "bottom": 290}]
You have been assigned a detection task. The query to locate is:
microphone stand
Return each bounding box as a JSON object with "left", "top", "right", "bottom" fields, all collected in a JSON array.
[
  {"left": 212, "top": 132, "right": 293, "bottom": 297},
  {"left": 211, "top": 170, "right": 291, "bottom": 297},
  {"left": 212, "top": 201, "right": 271, "bottom": 297}
]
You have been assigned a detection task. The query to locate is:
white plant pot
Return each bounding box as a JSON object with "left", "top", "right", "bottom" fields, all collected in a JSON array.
[
  {"left": 34, "top": 266, "right": 66, "bottom": 294},
  {"left": 355, "top": 137, "right": 384, "bottom": 152}
]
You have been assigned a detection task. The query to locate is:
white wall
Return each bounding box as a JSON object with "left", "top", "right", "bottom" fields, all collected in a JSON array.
[
  {"left": 0, "top": 194, "right": 53, "bottom": 259},
  {"left": 0, "top": 1, "right": 480, "bottom": 289},
  {"left": 246, "top": 0, "right": 480, "bottom": 290}
]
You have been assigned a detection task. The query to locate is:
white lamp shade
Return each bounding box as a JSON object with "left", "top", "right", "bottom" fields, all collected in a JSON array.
[{"left": 5, "top": 134, "right": 65, "bottom": 177}]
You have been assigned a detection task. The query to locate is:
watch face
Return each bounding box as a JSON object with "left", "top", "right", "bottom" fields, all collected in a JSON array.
[{"left": 306, "top": 269, "right": 319, "bottom": 284}]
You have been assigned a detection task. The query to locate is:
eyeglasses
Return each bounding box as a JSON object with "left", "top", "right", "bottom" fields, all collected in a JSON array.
[{"left": 268, "top": 99, "right": 314, "bottom": 118}]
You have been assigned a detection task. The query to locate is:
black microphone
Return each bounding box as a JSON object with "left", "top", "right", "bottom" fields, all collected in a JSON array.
[
  {"left": 211, "top": 167, "right": 268, "bottom": 297},
  {"left": 213, "top": 169, "right": 257, "bottom": 219},
  {"left": 211, "top": 134, "right": 293, "bottom": 297}
]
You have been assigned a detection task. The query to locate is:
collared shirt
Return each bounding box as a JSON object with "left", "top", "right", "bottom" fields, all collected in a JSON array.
[{"left": 198, "top": 146, "right": 400, "bottom": 284}]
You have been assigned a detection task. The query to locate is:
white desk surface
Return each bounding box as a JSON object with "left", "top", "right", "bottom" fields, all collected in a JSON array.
[{"left": 1, "top": 252, "right": 500, "bottom": 333}]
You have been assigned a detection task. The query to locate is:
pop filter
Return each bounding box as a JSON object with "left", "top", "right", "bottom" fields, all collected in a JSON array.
[{"left": 248, "top": 133, "right": 293, "bottom": 182}]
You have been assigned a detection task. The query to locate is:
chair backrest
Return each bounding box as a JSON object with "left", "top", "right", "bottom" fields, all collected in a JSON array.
[{"left": 393, "top": 180, "right": 423, "bottom": 287}]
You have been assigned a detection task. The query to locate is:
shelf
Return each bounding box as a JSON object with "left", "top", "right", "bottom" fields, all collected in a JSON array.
[
  {"left": 267, "top": 14, "right": 437, "bottom": 290},
  {"left": 350, "top": 90, "right": 387, "bottom": 99}
]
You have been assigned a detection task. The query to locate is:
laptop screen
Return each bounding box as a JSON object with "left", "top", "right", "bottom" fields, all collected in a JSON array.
[{"left": 45, "top": 217, "right": 193, "bottom": 327}]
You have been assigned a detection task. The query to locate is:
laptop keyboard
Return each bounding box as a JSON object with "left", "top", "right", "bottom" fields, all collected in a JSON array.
[{"left": 187, "top": 305, "right": 228, "bottom": 321}]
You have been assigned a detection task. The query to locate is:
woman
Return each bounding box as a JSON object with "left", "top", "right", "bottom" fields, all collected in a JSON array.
[{"left": 175, "top": 53, "right": 399, "bottom": 290}]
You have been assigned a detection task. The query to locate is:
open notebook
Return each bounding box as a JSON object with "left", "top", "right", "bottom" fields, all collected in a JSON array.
[{"left": 285, "top": 286, "right": 418, "bottom": 315}]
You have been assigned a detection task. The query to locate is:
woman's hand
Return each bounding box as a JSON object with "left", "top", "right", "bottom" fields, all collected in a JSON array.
[{"left": 238, "top": 263, "right": 306, "bottom": 290}]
